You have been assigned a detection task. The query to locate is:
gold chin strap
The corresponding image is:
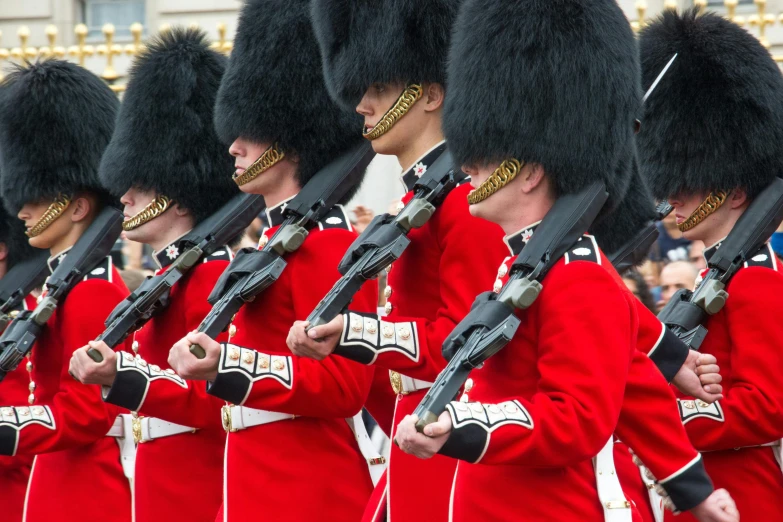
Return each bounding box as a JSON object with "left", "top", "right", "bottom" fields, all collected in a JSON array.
[
  {"left": 363, "top": 84, "right": 423, "bottom": 141},
  {"left": 677, "top": 190, "right": 729, "bottom": 232},
  {"left": 233, "top": 143, "right": 285, "bottom": 187},
  {"left": 26, "top": 194, "right": 71, "bottom": 238},
  {"left": 467, "top": 159, "right": 524, "bottom": 205},
  {"left": 122, "top": 194, "right": 172, "bottom": 231}
]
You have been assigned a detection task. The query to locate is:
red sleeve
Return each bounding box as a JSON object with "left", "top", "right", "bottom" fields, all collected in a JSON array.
[
  {"left": 106, "top": 261, "right": 229, "bottom": 428},
  {"left": 440, "top": 261, "right": 635, "bottom": 466},
  {"left": 212, "top": 230, "right": 376, "bottom": 418},
  {"left": 680, "top": 267, "right": 783, "bottom": 451},
  {"left": 10, "top": 279, "right": 129, "bottom": 455},
  {"left": 338, "top": 188, "right": 508, "bottom": 381}
]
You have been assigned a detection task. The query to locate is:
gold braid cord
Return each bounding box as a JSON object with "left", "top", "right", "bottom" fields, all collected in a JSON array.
[
  {"left": 233, "top": 144, "right": 285, "bottom": 187},
  {"left": 26, "top": 194, "right": 71, "bottom": 238},
  {"left": 122, "top": 194, "right": 172, "bottom": 231},
  {"left": 363, "top": 84, "right": 423, "bottom": 141},
  {"left": 467, "top": 159, "right": 524, "bottom": 205},
  {"left": 677, "top": 191, "right": 729, "bottom": 232}
]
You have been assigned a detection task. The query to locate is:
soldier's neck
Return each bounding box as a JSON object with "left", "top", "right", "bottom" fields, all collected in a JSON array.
[
  {"left": 149, "top": 217, "right": 196, "bottom": 252},
  {"left": 498, "top": 197, "right": 554, "bottom": 236},
  {"left": 397, "top": 124, "right": 445, "bottom": 173}
]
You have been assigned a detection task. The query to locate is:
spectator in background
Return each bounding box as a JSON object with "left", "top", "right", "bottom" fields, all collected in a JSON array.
[
  {"left": 638, "top": 258, "right": 662, "bottom": 303},
  {"left": 772, "top": 221, "right": 783, "bottom": 259},
  {"left": 657, "top": 260, "right": 698, "bottom": 312},
  {"left": 689, "top": 240, "right": 707, "bottom": 271},
  {"left": 654, "top": 210, "right": 691, "bottom": 262},
  {"left": 351, "top": 204, "right": 375, "bottom": 234},
  {"left": 622, "top": 269, "right": 657, "bottom": 313}
]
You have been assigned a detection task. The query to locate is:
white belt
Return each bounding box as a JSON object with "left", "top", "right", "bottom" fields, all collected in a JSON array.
[
  {"left": 390, "top": 371, "right": 433, "bottom": 395},
  {"left": 346, "top": 412, "right": 387, "bottom": 485},
  {"left": 638, "top": 463, "right": 664, "bottom": 522},
  {"left": 593, "top": 437, "right": 633, "bottom": 522},
  {"left": 221, "top": 405, "right": 296, "bottom": 432},
  {"left": 106, "top": 414, "right": 137, "bottom": 482},
  {"left": 137, "top": 417, "right": 195, "bottom": 443}
]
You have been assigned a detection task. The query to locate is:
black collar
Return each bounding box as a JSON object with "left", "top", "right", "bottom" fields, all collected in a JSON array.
[
  {"left": 153, "top": 234, "right": 191, "bottom": 269},
  {"left": 265, "top": 195, "right": 297, "bottom": 229},
  {"left": 503, "top": 222, "right": 541, "bottom": 256},
  {"left": 47, "top": 247, "right": 73, "bottom": 274},
  {"left": 400, "top": 142, "right": 448, "bottom": 193},
  {"left": 702, "top": 238, "right": 725, "bottom": 264}
]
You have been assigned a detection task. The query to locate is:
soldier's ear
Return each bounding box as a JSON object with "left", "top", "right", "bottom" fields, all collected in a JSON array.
[
  {"left": 0, "top": 242, "right": 7, "bottom": 262},
  {"left": 423, "top": 83, "right": 445, "bottom": 112},
  {"left": 69, "top": 195, "right": 95, "bottom": 223},
  {"left": 728, "top": 188, "right": 748, "bottom": 210}
]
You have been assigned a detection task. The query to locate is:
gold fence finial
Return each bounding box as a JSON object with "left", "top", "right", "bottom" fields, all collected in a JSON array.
[
  {"left": 39, "top": 25, "right": 66, "bottom": 59},
  {"left": 125, "top": 22, "right": 145, "bottom": 56},
  {"left": 210, "top": 22, "right": 232, "bottom": 55},
  {"left": 694, "top": 0, "right": 707, "bottom": 13},
  {"left": 724, "top": 0, "right": 746, "bottom": 25},
  {"left": 68, "top": 24, "right": 94, "bottom": 66},
  {"left": 10, "top": 26, "right": 37, "bottom": 61},
  {"left": 631, "top": 1, "right": 647, "bottom": 32},
  {"left": 748, "top": 0, "right": 774, "bottom": 48},
  {"left": 97, "top": 23, "right": 122, "bottom": 81},
  {"left": 159, "top": 23, "right": 172, "bottom": 35},
  {"left": 0, "top": 31, "right": 7, "bottom": 81},
  {"left": 663, "top": 0, "right": 678, "bottom": 12}
]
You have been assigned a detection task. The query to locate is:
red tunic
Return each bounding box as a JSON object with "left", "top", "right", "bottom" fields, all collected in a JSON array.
[
  {"left": 668, "top": 243, "right": 783, "bottom": 522},
  {"left": 335, "top": 146, "right": 508, "bottom": 522},
  {"left": 208, "top": 204, "right": 377, "bottom": 522},
  {"left": 439, "top": 237, "right": 637, "bottom": 522},
  {"left": 0, "top": 255, "right": 132, "bottom": 522},
  {"left": 102, "top": 244, "right": 232, "bottom": 522},
  {"left": 0, "top": 294, "right": 37, "bottom": 522}
]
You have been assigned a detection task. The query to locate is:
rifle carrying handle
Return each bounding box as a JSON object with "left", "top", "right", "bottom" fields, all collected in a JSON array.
[
  {"left": 86, "top": 347, "right": 104, "bottom": 363},
  {"left": 190, "top": 344, "right": 207, "bottom": 359}
]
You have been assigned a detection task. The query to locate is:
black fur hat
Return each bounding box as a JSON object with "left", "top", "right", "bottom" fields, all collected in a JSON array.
[
  {"left": 638, "top": 9, "right": 783, "bottom": 201},
  {"left": 0, "top": 60, "right": 119, "bottom": 214},
  {"left": 214, "top": 0, "right": 363, "bottom": 187},
  {"left": 443, "top": 0, "right": 640, "bottom": 209},
  {"left": 99, "top": 28, "right": 237, "bottom": 224},
  {"left": 311, "top": 0, "right": 460, "bottom": 111},
  {"left": 591, "top": 154, "right": 658, "bottom": 257}
]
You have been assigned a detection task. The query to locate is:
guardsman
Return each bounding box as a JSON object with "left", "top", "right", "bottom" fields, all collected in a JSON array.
[
  {"left": 0, "top": 60, "right": 131, "bottom": 522},
  {"left": 68, "top": 29, "right": 238, "bottom": 522},
  {"left": 165, "top": 1, "right": 377, "bottom": 520},
  {"left": 289, "top": 1, "right": 508, "bottom": 520},
  {"left": 0, "top": 208, "right": 43, "bottom": 521},
  {"left": 638, "top": 9, "right": 783, "bottom": 521}
]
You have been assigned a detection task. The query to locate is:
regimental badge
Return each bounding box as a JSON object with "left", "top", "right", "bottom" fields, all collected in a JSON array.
[
  {"left": 414, "top": 162, "right": 427, "bottom": 178},
  {"left": 165, "top": 244, "right": 180, "bottom": 260}
]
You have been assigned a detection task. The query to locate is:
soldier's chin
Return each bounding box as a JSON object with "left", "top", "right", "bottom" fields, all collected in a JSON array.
[
  {"left": 468, "top": 199, "right": 493, "bottom": 222},
  {"left": 27, "top": 233, "right": 51, "bottom": 250}
]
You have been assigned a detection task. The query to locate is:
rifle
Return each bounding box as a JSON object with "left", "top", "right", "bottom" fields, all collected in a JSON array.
[
  {"left": 306, "top": 149, "right": 464, "bottom": 331},
  {"left": 86, "top": 193, "right": 265, "bottom": 362},
  {"left": 0, "top": 206, "right": 123, "bottom": 380},
  {"left": 609, "top": 201, "right": 673, "bottom": 275},
  {"left": 0, "top": 251, "right": 50, "bottom": 333},
  {"left": 657, "top": 177, "right": 783, "bottom": 350},
  {"left": 413, "top": 181, "right": 609, "bottom": 431},
  {"left": 189, "top": 141, "right": 375, "bottom": 358}
]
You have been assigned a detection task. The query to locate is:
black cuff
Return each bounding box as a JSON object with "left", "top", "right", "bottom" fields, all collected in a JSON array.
[
  {"left": 438, "top": 423, "right": 488, "bottom": 464},
  {"left": 208, "top": 370, "right": 251, "bottom": 405},
  {"left": 649, "top": 327, "right": 690, "bottom": 382},
  {"left": 0, "top": 426, "right": 17, "bottom": 455},
  {"left": 208, "top": 344, "right": 293, "bottom": 404},
  {"left": 660, "top": 456, "right": 714, "bottom": 512},
  {"left": 103, "top": 371, "right": 147, "bottom": 411}
]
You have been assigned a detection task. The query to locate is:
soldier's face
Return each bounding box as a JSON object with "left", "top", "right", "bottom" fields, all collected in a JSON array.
[
  {"left": 462, "top": 161, "right": 503, "bottom": 222},
  {"left": 229, "top": 137, "right": 298, "bottom": 197},
  {"left": 356, "top": 82, "right": 422, "bottom": 156},
  {"left": 120, "top": 187, "right": 170, "bottom": 245},
  {"left": 18, "top": 199, "right": 74, "bottom": 250},
  {"left": 669, "top": 191, "right": 718, "bottom": 241}
]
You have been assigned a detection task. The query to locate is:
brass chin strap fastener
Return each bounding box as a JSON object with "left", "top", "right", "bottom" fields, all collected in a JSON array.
[
  {"left": 677, "top": 190, "right": 728, "bottom": 232},
  {"left": 122, "top": 194, "right": 172, "bottom": 231},
  {"left": 363, "top": 84, "right": 423, "bottom": 141},
  {"left": 27, "top": 193, "right": 72, "bottom": 238},
  {"left": 233, "top": 143, "right": 285, "bottom": 187},
  {"left": 467, "top": 158, "right": 524, "bottom": 205}
]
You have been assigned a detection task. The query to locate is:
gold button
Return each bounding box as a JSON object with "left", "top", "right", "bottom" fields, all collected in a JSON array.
[
  {"left": 384, "top": 286, "right": 393, "bottom": 298},
  {"left": 27, "top": 394, "right": 35, "bottom": 405},
  {"left": 18, "top": 407, "right": 30, "bottom": 416},
  {"left": 229, "top": 350, "right": 240, "bottom": 361},
  {"left": 31, "top": 406, "right": 45, "bottom": 416},
  {"left": 384, "top": 302, "right": 393, "bottom": 315},
  {"left": 382, "top": 325, "right": 394, "bottom": 339},
  {"left": 258, "top": 356, "right": 270, "bottom": 369},
  {"left": 493, "top": 279, "right": 503, "bottom": 293},
  {"left": 273, "top": 360, "right": 285, "bottom": 371},
  {"left": 498, "top": 264, "right": 508, "bottom": 277},
  {"left": 696, "top": 400, "right": 709, "bottom": 409},
  {"left": 28, "top": 382, "right": 36, "bottom": 392},
  {"left": 682, "top": 400, "right": 695, "bottom": 410},
  {"left": 351, "top": 318, "right": 363, "bottom": 332},
  {"left": 389, "top": 370, "right": 402, "bottom": 394},
  {"left": 366, "top": 321, "right": 377, "bottom": 334},
  {"left": 138, "top": 359, "right": 148, "bottom": 368},
  {"left": 123, "top": 352, "right": 134, "bottom": 361},
  {"left": 165, "top": 369, "right": 176, "bottom": 375},
  {"left": 398, "top": 326, "right": 411, "bottom": 340},
  {"left": 25, "top": 361, "right": 33, "bottom": 372},
  {"left": 503, "top": 403, "right": 518, "bottom": 413},
  {"left": 132, "top": 341, "right": 140, "bottom": 353},
  {"left": 150, "top": 364, "right": 160, "bottom": 372},
  {"left": 464, "top": 378, "right": 474, "bottom": 392},
  {"left": 259, "top": 235, "right": 269, "bottom": 248},
  {"left": 229, "top": 325, "right": 237, "bottom": 338},
  {"left": 1, "top": 407, "right": 13, "bottom": 416},
  {"left": 243, "top": 352, "right": 254, "bottom": 365}
]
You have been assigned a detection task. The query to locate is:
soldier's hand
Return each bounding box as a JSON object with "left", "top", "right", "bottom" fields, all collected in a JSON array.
[
  {"left": 689, "top": 488, "right": 739, "bottom": 522},
  {"left": 286, "top": 317, "right": 342, "bottom": 361},
  {"left": 394, "top": 413, "right": 452, "bottom": 459},
  {"left": 68, "top": 341, "right": 117, "bottom": 386},
  {"left": 168, "top": 331, "right": 219, "bottom": 381},
  {"left": 672, "top": 350, "right": 723, "bottom": 403}
]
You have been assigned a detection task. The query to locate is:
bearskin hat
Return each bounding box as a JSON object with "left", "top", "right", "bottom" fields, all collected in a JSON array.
[
  {"left": 311, "top": 0, "right": 460, "bottom": 111},
  {"left": 0, "top": 60, "right": 119, "bottom": 214},
  {"left": 214, "top": 0, "right": 363, "bottom": 188},
  {"left": 591, "top": 153, "right": 658, "bottom": 257},
  {"left": 99, "top": 28, "right": 237, "bottom": 224},
  {"left": 638, "top": 9, "right": 783, "bottom": 201},
  {"left": 443, "top": 0, "right": 640, "bottom": 209}
]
